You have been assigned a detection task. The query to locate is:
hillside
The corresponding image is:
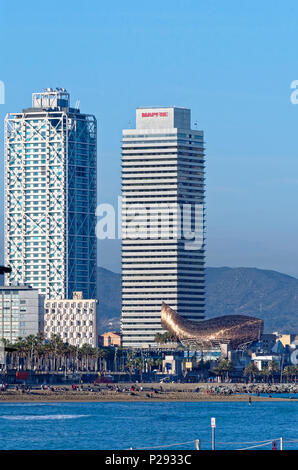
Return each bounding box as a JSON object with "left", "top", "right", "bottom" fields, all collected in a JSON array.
[
  {"left": 97, "top": 266, "right": 298, "bottom": 333},
  {"left": 205, "top": 267, "right": 298, "bottom": 332}
]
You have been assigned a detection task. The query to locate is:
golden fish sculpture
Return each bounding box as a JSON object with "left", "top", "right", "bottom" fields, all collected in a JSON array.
[{"left": 161, "top": 302, "right": 263, "bottom": 348}]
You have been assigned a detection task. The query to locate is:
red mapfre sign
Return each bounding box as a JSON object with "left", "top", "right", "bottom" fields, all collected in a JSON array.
[{"left": 142, "top": 112, "right": 168, "bottom": 118}]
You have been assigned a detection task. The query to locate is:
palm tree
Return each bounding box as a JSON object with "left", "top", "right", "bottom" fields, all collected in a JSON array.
[
  {"left": 243, "top": 363, "right": 259, "bottom": 382},
  {"left": 223, "top": 360, "right": 234, "bottom": 383},
  {"left": 154, "top": 333, "right": 166, "bottom": 344},
  {"left": 135, "top": 357, "right": 144, "bottom": 382},
  {"left": 146, "top": 358, "right": 155, "bottom": 373},
  {"left": 23, "top": 334, "right": 41, "bottom": 371},
  {"left": 154, "top": 332, "right": 176, "bottom": 345},
  {"left": 13, "top": 337, "right": 28, "bottom": 370},
  {"left": 212, "top": 362, "right": 224, "bottom": 381},
  {"left": 155, "top": 358, "right": 163, "bottom": 372},
  {"left": 97, "top": 348, "right": 109, "bottom": 372},
  {"left": 45, "top": 334, "right": 65, "bottom": 372},
  {"left": 283, "top": 365, "right": 297, "bottom": 383},
  {"left": 116, "top": 347, "right": 126, "bottom": 372},
  {"left": 268, "top": 361, "right": 280, "bottom": 384},
  {"left": 66, "top": 344, "right": 78, "bottom": 372},
  {"left": 33, "top": 333, "right": 46, "bottom": 371},
  {"left": 260, "top": 366, "right": 271, "bottom": 383},
  {"left": 126, "top": 359, "right": 136, "bottom": 380},
  {"left": 213, "top": 360, "right": 234, "bottom": 382},
  {"left": 80, "top": 344, "right": 96, "bottom": 371}
]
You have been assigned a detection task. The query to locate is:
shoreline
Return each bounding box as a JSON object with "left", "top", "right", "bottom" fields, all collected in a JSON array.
[
  {"left": 0, "top": 391, "right": 297, "bottom": 403},
  {"left": 0, "top": 382, "right": 297, "bottom": 403}
]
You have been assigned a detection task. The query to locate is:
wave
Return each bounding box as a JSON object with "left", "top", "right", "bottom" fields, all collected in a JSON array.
[{"left": 0, "top": 414, "right": 89, "bottom": 421}]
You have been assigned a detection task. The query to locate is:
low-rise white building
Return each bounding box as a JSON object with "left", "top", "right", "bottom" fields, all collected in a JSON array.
[
  {"left": 44, "top": 292, "right": 98, "bottom": 347},
  {"left": 251, "top": 353, "right": 281, "bottom": 371}
]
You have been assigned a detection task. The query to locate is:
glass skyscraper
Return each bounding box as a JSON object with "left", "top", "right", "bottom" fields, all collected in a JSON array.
[
  {"left": 4, "top": 88, "right": 97, "bottom": 300},
  {"left": 121, "top": 107, "right": 205, "bottom": 348}
]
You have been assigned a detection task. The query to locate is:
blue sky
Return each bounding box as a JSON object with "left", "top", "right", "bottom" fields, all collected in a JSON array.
[{"left": 1, "top": 0, "right": 298, "bottom": 275}]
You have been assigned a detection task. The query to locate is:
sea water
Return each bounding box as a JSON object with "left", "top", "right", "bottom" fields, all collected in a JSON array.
[{"left": 0, "top": 401, "right": 297, "bottom": 450}]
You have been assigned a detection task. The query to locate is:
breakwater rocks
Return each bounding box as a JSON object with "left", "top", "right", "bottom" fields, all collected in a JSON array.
[{"left": 200, "top": 383, "right": 298, "bottom": 396}]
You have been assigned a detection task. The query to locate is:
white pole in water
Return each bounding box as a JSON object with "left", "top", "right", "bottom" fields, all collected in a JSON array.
[
  {"left": 195, "top": 439, "right": 201, "bottom": 450},
  {"left": 280, "top": 437, "right": 283, "bottom": 450},
  {"left": 211, "top": 417, "right": 216, "bottom": 450}
]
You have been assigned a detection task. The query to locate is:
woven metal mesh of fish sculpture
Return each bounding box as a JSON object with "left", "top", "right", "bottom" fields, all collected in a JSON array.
[{"left": 161, "top": 302, "right": 263, "bottom": 349}]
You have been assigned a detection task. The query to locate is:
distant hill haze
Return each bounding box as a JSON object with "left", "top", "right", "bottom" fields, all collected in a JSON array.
[
  {"left": 97, "top": 266, "right": 298, "bottom": 334},
  {"left": 97, "top": 267, "right": 121, "bottom": 333}
]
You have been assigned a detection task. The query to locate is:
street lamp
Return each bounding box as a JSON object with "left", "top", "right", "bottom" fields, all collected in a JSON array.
[{"left": 0, "top": 266, "right": 11, "bottom": 275}]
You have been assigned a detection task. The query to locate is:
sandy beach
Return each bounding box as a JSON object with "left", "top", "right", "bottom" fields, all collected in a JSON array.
[{"left": 0, "top": 383, "right": 297, "bottom": 403}]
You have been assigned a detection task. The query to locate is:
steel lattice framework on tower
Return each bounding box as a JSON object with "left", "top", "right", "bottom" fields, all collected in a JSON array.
[{"left": 4, "top": 89, "right": 97, "bottom": 300}]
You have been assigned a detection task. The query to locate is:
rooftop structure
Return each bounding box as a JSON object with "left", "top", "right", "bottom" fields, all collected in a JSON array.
[{"left": 99, "top": 331, "right": 122, "bottom": 347}]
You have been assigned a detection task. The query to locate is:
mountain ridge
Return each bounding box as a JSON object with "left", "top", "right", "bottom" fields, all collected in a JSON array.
[{"left": 97, "top": 266, "right": 298, "bottom": 334}]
